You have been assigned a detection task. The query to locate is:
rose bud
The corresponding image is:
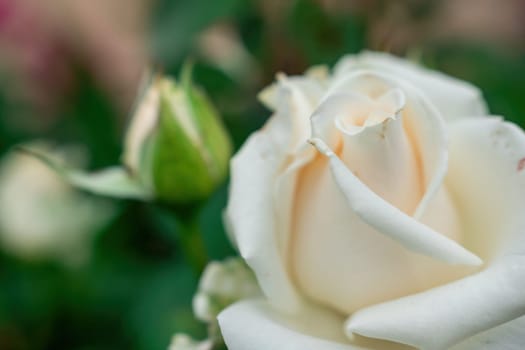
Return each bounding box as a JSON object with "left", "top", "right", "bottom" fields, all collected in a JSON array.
[
  {"left": 169, "top": 258, "right": 261, "bottom": 350},
  {"left": 23, "top": 68, "right": 232, "bottom": 205},
  {"left": 123, "top": 69, "right": 232, "bottom": 203}
]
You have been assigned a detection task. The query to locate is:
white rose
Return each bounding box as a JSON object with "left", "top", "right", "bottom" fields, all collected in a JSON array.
[{"left": 218, "top": 52, "right": 525, "bottom": 349}]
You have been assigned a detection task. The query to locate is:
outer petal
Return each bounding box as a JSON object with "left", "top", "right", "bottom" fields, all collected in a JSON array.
[
  {"left": 218, "top": 300, "right": 364, "bottom": 350},
  {"left": 334, "top": 51, "right": 488, "bottom": 120},
  {"left": 259, "top": 73, "right": 324, "bottom": 152},
  {"left": 446, "top": 117, "right": 525, "bottom": 260},
  {"left": 226, "top": 131, "right": 302, "bottom": 312},
  {"left": 346, "top": 117, "right": 525, "bottom": 349},
  {"left": 346, "top": 256, "right": 525, "bottom": 350},
  {"left": 451, "top": 315, "right": 525, "bottom": 350},
  {"left": 219, "top": 300, "right": 414, "bottom": 350},
  {"left": 226, "top": 71, "right": 325, "bottom": 311}
]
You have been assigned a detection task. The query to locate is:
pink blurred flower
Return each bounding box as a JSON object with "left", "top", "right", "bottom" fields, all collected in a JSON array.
[{"left": 0, "top": 0, "right": 150, "bottom": 130}]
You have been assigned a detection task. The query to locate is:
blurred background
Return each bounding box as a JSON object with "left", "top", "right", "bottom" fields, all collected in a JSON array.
[{"left": 0, "top": 0, "right": 524, "bottom": 349}]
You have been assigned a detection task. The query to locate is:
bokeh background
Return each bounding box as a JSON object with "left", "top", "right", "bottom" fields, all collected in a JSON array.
[{"left": 0, "top": 0, "right": 524, "bottom": 349}]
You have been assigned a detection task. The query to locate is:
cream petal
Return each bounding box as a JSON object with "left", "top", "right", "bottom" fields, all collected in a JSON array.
[
  {"left": 291, "top": 148, "right": 474, "bottom": 315},
  {"left": 309, "top": 137, "right": 481, "bottom": 266},
  {"left": 334, "top": 51, "right": 488, "bottom": 120},
  {"left": 219, "top": 300, "right": 415, "bottom": 350},
  {"left": 346, "top": 117, "right": 525, "bottom": 349},
  {"left": 226, "top": 70, "right": 326, "bottom": 311},
  {"left": 376, "top": 88, "right": 406, "bottom": 112},
  {"left": 390, "top": 79, "right": 449, "bottom": 220},
  {"left": 226, "top": 131, "right": 302, "bottom": 312},
  {"left": 260, "top": 74, "right": 324, "bottom": 153},
  {"left": 337, "top": 115, "right": 420, "bottom": 214},
  {"left": 259, "top": 71, "right": 326, "bottom": 113},
  {"left": 346, "top": 256, "right": 525, "bottom": 350},
  {"left": 451, "top": 315, "right": 525, "bottom": 350},
  {"left": 317, "top": 70, "right": 449, "bottom": 219},
  {"left": 403, "top": 96, "right": 448, "bottom": 219},
  {"left": 218, "top": 299, "right": 363, "bottom": 350},
  {"left": 446, "top": 117, "right": 525, "bottom": 260},
  {"left": 313, "top": 92, "right": 373, "bottom": 141},
  {"left": 273, "top": 143, "right": 316, "bottom": 263},
  {"left": 225, "top": 62, "right": 328, "bottom": 309},
  {"left": 418, "top": 186, "right": 463, "bottom": 244}
]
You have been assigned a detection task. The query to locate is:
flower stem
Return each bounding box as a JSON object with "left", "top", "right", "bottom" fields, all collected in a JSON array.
[{"left": 176, "top": 210, "right": 208, "bottom": 274}]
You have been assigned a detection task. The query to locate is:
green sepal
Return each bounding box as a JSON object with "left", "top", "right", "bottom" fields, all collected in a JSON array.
[{"left": 17, "top": 146, "right": 152, "bottom": 200}]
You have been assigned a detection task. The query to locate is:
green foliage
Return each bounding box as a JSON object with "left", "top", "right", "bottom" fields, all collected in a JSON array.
[
  {"left": 288, "top": 0, "right": 366, "bottom": 65},
  {"left": 422, "top": 43, "right": 525, "bottom": 127},
  {"left": 150, "top": 0, "right": 246, "bottom": 67}
]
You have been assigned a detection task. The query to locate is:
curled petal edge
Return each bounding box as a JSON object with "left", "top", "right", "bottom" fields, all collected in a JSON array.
[{"left": 308, "top": 137, "right": 482, "bottom": 266}]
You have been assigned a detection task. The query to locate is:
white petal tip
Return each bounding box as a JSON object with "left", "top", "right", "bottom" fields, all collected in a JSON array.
[
  {"left": 444, "top": 242, "right": 483, "bottom": 266},
  {"left": 463, "top": 252, "right": 483, "bottom": 266},
  {"left": 343, "top": 322, "right": 357, "bottom": 336},
  {"left": 424, "top": 241, "right": 483, "bottom": 267},
  {"left": 343, "top": 319, "right": 373, "bottom": 343},
  {"left": 308, "top": 138, "right": 334, "bottom": 157}
]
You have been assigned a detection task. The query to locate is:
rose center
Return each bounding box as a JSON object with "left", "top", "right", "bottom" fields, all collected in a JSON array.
[
  {"left": 334, "top": 88, "right": 406, "bottom": 136},
  {"left": 291, "top": 83, "right": 469, "bottom": 315}
]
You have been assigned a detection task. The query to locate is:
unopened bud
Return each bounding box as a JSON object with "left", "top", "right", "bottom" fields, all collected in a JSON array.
[
  {"left": 124, "top": 67, "right": 232, "bottom": 203},
  {"left": 193, "top": 257, "right": 261, "bottom": 323}
]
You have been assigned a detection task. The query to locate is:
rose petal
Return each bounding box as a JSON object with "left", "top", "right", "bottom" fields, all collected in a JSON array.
[
  {"left": 337, "top": 111, "right": 420, "bottom": 215},
  {"left": 226, "top": 131, "right": 302, "bottom": 312},
  {"left": 218, "top": 299, "right": 362, "bottom": 350},
  {"left": 319, "top": 69, "right": 449, "bottom": 219},
  {"left": 273, "top": 143, "right": 316, "bottom": 262},
  {"left": 259, "top": 71, "right": 326, "bottom": 113},
  {"left": 346, "top": 256, "right": 525, "bottom": 349},
  {"left": 446, "top": 117, "right": 525, "bottom": 260},
  {"left": 291, "top": 147, "right": 471, "bottom": 314},
  {"left": 219, "top": 300, "right": 416, "bottom": 350},
  {"left": 227, "top": 71, "right": 327, "bottom": 311},
  {"left": 400, "top": 92, "right": 448, "bottom": 220},
  {"left": 309, "top": 137, "right": 481, "bottom": 266},
  {"left": 334, "top": 51, "right": 488, "bottom": 121},
  {"left": 312, "top": 91, "right": 373, "bottom": 144},
  {"left": 259, "top": 73, "right": 324, "bottom": 152},
  {"left": 451, "top": 315, "right": 525, "bottom": 350},
  {"left": 346, "top": 118, "right": 525, "bottom": 349}
]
